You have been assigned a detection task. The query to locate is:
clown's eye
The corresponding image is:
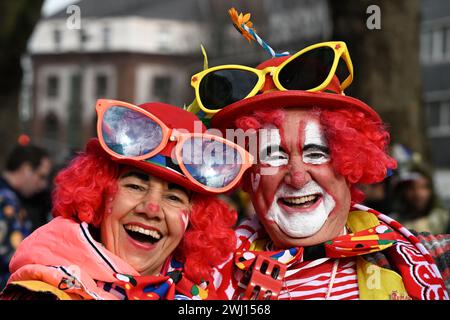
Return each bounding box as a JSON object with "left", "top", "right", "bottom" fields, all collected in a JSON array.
[
  {"left": 260, "top": 145, "right": 289, "bottom": 167},
  {"left": 125, "top": 184, "right": 147, "bottom": 192},
  {"left": 302, "top": 146, "right": 330, "bottom": 165},
  {"left": 167, "top": 194, "right": 182, "bottom": 202}
]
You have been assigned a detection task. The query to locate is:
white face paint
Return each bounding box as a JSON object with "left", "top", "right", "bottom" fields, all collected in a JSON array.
[
  {"left": 266, "top": 181, "right": 336, "bottom": 238},
  {"left": 180, "top": 210, "right": 190, "bottom": 231},
  {"left": 265, "top": 120, "right": 334, "bottom": 238},
  {"left": 302, "top": 121, "right": 330, "bottom": 165},
  {"left": 259, "top": 126, "right": 288, "bottom": 167}
]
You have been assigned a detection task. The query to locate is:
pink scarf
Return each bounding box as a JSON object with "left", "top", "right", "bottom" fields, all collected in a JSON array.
[{"left": 8, "top": 216, "right": 143, "bottom": 299}]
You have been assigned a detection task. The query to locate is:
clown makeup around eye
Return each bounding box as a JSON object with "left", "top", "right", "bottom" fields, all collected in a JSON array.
[
  {"left": 259, "top": 122, "right": 330, "bottom": 167},
  {"left": 249, "top": 109, "right": 351, "bottom": 248},
  {"left": 302, "top": 121, "right": 330, "bottom": 165},
  {"left": 302, "top": 144, "right": 330, "bottom": 165},
  {"left": 259, "top": 126, "right": 288, "bottom": 167}
]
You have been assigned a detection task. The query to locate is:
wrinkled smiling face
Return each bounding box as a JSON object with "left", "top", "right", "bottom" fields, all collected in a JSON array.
[
  {"left": 100, "top": 167, "right": 191, "bottom": 276},
  {"left": 249, "top": 108, "right": 351, "bottom": 248}
]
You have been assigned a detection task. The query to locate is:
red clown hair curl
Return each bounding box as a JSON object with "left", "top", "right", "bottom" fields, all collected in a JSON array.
[
  {"left": 52, "top": 140, "right": 119, "bottom": 226},
  {"left": 235, "top": 108, "right": 397, "bottom": 202},
  {"left": 52, "top": 139, "right": 237, "bottom": 283},
  {"left": 320, "top": 108, "right": 397, "bottom": 201}
]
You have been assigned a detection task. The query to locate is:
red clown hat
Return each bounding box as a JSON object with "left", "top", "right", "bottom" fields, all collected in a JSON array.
[{"left": 210, "top": 56, "right": 382, "bottom": 130}]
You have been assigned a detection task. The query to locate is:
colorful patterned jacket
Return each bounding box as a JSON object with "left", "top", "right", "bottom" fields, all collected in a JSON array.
[
  {"left": 211, "top": 204, "right": 449, "bottom": 300},
  {"left": 0, "top": 216, "right": 211, "bottom": 300},
  {"left": 0, "top": 177, "right": 32, "bottom": 290}
]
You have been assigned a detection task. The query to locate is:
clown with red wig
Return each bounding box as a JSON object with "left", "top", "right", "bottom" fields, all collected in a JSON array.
[
  {"left": 187, "top": 8, "right": 449, "bottom": 300},
  {"left": 1, "top": 99, "right": 254, "bottom": 300}
]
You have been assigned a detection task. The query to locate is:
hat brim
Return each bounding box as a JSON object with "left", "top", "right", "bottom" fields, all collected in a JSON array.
[{"left": 210, "top": 91, "right": 381, "bottom": 129}]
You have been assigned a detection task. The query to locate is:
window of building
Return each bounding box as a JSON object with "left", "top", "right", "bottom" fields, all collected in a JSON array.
[
  {"left": 432, "top": 28, "right": 445, "bottom": 61},
  {"left": 421, "top": 31, "right": 432, "bottom": 62},
  {"left": 103, "top": 26, "right": 111, "bottom": 50},
  {"left": 44, "top": 112, "right": 59, "bottom": 143},
  {"left": 95, "top": 74, "right": 108, "bottom": 97},
  {"left": 79, "top": 29, "right": 88, "bottom": 49},
  {"left": 445, "top": 27, "right": 450, "bottom": 59},
  {"left": 427, "top": 100, "right": 450, "bottom": 136},
  {"left": 152, "top": 75, "right": 172, "bottom": 103},
  {"left": 46, "top": 75, "right": 59, "bottom": 98},
  {"left": 422, "top": 26, "right": 450, "bottom": 63},
  {"left": 427, "top": 101, "right": 441, "bottom": 128},
  {"left": 53, "top": 28, "right": 61, "bottom": 50},
  {"left": 157, "top": 27, "right": 171, "bottom": 51}
]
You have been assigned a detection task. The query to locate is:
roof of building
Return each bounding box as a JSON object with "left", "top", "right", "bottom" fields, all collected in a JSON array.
[{"left": 49, "top": 0, "right": 209, "bottom": 21}]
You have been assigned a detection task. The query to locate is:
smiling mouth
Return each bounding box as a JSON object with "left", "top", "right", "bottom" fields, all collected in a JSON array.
[
  {"left": 278, "top": 194, "right": 322, "bottom": 209},
  {"left": 123, "top": 224, "right": 162, "bottom": 245}
]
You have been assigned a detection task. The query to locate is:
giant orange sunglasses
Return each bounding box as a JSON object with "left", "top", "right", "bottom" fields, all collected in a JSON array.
[{"left": 96, "top": 99, "right": 254, "bottom": 193}]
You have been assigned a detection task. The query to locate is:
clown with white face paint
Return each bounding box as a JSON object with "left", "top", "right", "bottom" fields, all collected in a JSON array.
[
  {"left": 187, "top": 8, "right": 449, "bottom": 301},
  {"left": 248, "top": 110, "right": 351, "bottom": 249},
  {"left": 212, "top": 103, "right": 447, "bottom": 302},
  {"left": 262, "top": 120, "right": 336, "bottom": 239}
]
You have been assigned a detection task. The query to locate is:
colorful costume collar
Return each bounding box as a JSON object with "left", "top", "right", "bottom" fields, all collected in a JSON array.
[
  {"left": 6, "top": 216, "right": 206, "bottom": 300},
  {"left": 231, "top": 205, "right": 448, "bottom": 300}
]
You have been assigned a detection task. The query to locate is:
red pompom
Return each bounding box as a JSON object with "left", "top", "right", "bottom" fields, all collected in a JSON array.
[{"left": 17, "top": 134, "right": 31, "bottom": 146}]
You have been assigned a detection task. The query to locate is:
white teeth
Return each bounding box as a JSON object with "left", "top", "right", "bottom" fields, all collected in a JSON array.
[
  {"left": 124, "top": 225, "right": 161, "bottom": 240},
  {"left": 283, "top": 195, "right": 318, "bottom": 205}
]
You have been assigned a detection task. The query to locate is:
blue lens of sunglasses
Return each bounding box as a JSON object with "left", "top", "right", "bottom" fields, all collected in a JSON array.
[
  {"left": 181, "top": 137, "right": 243, "bottom": 189},
  {"left": 101, "top": 106, "right": 163, "bottom": 157}
]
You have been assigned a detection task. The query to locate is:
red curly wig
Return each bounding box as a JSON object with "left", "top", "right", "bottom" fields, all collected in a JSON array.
[
  {"left": 235, "top": 107, "right": 397, "bottom": 203},
  {"left": 52, "top": 139, "right": 237, "bottom": 284}
]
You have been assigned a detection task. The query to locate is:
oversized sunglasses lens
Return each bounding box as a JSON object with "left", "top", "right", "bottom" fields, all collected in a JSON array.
[
  {"left": 101, "top": 106, "right": 163, "bottom": 157},
  {"left": 181, "top": 137, "right": 243, "bottom": 189},
  {"left": 336, "top": 57, "right": 350, "bottom": 83},
  {"left": 199, "top": 69, "right": 259, "bottom": 110},
  {"left": 278, "top": 46, "right": 335, "bottom": 90}
]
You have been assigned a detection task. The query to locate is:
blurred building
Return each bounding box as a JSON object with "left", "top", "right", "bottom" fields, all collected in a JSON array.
[
  {"left": 23, "top": 0, "right": 209, "bottom": 161},
  {"left": 20, "top": 0, "right": 331, "bottom": 163},
  {"left": 421, "top": 0, "right": 450, "bottom": 207}
]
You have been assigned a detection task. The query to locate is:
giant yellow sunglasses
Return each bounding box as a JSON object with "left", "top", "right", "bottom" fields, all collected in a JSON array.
[{"left": 188, "top": 41, "right": 354, "bottom": 117}]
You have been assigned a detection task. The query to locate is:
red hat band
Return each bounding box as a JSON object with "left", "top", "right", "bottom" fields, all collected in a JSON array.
[{"left": 210, "top": 56, "right": 381, "bottom": 130}]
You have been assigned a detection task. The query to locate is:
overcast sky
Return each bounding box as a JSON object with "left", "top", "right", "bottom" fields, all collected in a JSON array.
[{"left": 42, "top": 0, "right": 81, "bottom": 17}]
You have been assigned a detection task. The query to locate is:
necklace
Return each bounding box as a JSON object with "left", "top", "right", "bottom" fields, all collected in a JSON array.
[
  {"left": 283, "top": 257, "right": 340, "bottom": 300},
  {"left": 325, "top": 259, "right": 339, "bottom": 300},
  {"left": 284, "top": 227, "right": 347, "bottom": 300},
  {"left": 325, "top": 227, "right": 344, "bottom": 299}
]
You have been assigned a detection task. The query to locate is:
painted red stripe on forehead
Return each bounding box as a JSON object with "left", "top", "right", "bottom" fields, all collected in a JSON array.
[{"left": 297, "top": 118, "right": 307, "bottom": 155}]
